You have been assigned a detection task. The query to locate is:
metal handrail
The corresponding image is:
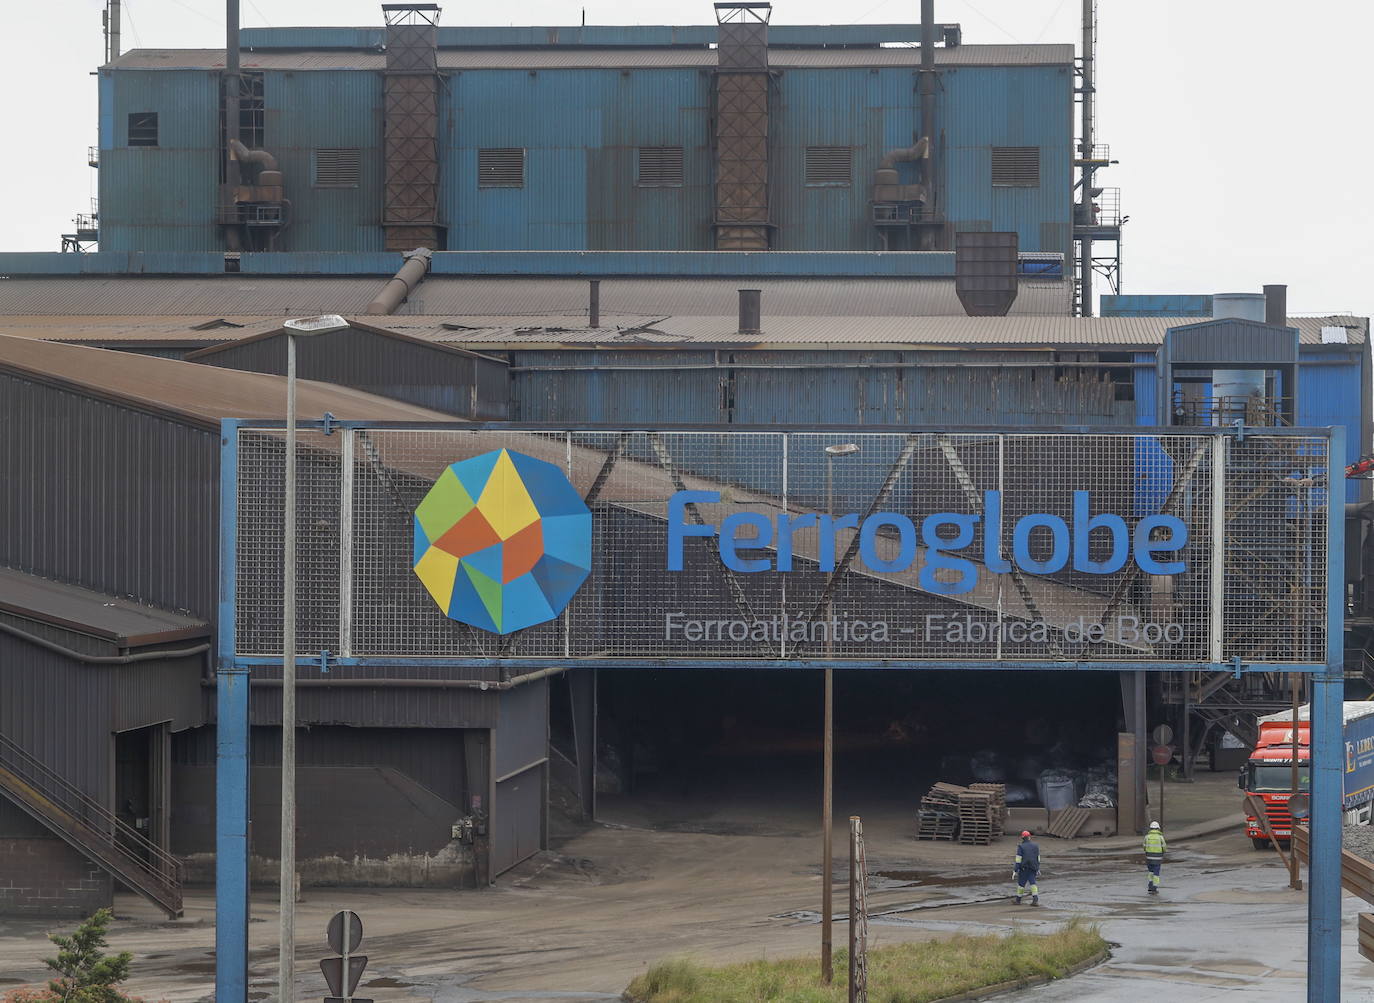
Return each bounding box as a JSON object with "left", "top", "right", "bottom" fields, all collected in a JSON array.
[{"left": 0, "top": 732, "right": 183, "bottom": 891}]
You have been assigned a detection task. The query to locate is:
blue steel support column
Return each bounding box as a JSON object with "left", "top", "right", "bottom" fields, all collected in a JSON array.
[
  {"left": 216, "top": 421, "right": 250, "bottom": 1002},
  {"left": 1309, "top": 424, "right": 1345, "bottom": 1002}
]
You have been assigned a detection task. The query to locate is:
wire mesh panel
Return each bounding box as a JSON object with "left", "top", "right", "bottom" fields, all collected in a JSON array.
[
  {"left": 235, "top": 429, "right": 341, "bottom": 658},
  {"left": 232, "top": 427, "right": 1330, "bottom": 666}
]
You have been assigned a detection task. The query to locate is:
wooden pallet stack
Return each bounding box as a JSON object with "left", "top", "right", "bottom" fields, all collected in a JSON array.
[
  {"left": 957, "top": 790, "right": 997, "bottom": 845},
  {"left": 969, "top": 783, "right": 1007, "bottom": 830},
  {"left": 915, "top": 783, "right": 963, "bottom": 841}
]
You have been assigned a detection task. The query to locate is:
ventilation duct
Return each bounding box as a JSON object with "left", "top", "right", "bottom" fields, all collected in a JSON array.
[
  {"left": 738, "top": 288, "right": 761, "bottom": 334},
  {"left": 365, "top": 247, "right": 433, "bottom": 315},
  {"left": 954, "top": 232, "right": 1018, "bottom": 316},
  {"left": 713, "top": 2, "right": 772, "bottom": 251}
]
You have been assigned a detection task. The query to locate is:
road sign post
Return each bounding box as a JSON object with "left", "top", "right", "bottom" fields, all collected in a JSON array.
[{"left": 320, "top": 910, "right": 371, "bottom": 1003}]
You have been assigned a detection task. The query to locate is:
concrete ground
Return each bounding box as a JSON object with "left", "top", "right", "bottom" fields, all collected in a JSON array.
[{"left": 1, "top": 771, "right": 1372, "bottom": 1001}]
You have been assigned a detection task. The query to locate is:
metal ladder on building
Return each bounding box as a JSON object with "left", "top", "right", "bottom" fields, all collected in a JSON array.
[{"left": 0, "top": 731, "right": 183, "bottom": 918}]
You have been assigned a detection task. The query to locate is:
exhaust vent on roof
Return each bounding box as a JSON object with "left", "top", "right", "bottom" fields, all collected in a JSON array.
[
  {"left": 313, "top": 148, "right": 361, "bottom": 188},
  {"left": 991, "top": 147, "right": 1040, "bottom": 188},
  {"left": 637, "top": 146, "right": 685, "bottom": 187},
  {"left": 478, "top": 148, "right": 525, "bottom": 188},
  {"left": 805, "top": 146, "right": 852, "bottom": 186}
]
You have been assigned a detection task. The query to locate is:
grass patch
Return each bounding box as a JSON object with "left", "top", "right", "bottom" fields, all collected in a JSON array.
[{"left": 624, "top": 918, "right": 1106, "bottom": 1003}]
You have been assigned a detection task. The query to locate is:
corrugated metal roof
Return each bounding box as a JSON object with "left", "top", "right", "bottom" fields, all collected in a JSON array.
[
  {"left": 0, "top": 568, "right": 209, "bottom": 645},
  {"left": 0, "top": 316, "right": 285, "bottom": 342},
  {"left": 0, "top": 334, "right": 455, "bottom": 429},
  {"left": 0, "top": 278, "right": 385, "bottom": 316},
  {"left": 110, "top": 44, "right": 1071, "bottom": 71},
  {"left": 396, "top": 314, "right": 1370, "bottom": 349},
  {"left": 0, "top": 276, "right": 1072, "bottom": 317},
  {"left": 405, "top": 277, "right": 1073, "bottom": 317}
]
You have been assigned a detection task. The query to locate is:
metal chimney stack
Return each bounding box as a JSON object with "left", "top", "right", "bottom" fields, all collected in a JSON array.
[
  {"left": 382, "top": 3, "right": 444, "bottom": 251},
  {"left": 713, "top": 2, "right": 772, "bottom": 251}
]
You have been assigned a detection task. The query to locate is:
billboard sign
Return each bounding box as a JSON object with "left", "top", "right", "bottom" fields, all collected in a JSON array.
[{"left": 231, "top": 426, "right": 1331, "bottom": 669}]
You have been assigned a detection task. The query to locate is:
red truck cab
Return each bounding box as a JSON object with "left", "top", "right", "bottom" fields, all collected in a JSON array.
[{"left": 1240, "top": 717, "right": 1310, "bottom": 850}]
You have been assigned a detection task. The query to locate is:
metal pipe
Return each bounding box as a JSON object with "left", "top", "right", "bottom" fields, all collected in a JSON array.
[
  {"left": 279, "top": 331, "right": 297, "bottom": 1003},
  {"left": 1265, "top": 284, "right": 1288, "bottom": 327},
  {"left": 364, "top": 247, "right": 433, "bottom": 315},
  {"left": 919, "top": 0, "right": 935, "bottom": 145},
  {"left": 589, "top": 280, "right": 601, "bottom": 328},
  {"left": 108, "top": 0, "right": 121, "bottom": 63},
  {"left": 1290, "top": 673, "right": 1303, "bottom": 890},
  {"left": 917, "top": 0, "right": 938, "bottom": 251},
  {"left": 225, "top": 0, "right": 240, "bottom": 193},
  {"left": 0, "top": 618, "right": 209, "bottom": 664},
  {"left": 229, "top": 137, "right": 278, "bottom": 173},
  {"left": 1078, "top": 0, "right": 1094, "bottom": 315},
  {"left": 738, "top": 289, "right": 761, "bottom": 335}
]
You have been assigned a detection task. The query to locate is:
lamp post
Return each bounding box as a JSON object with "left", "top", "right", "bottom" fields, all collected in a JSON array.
[
  {"left": 277, "top": 315, "right": 348, "bottom": 1002},
  {"left": 821, "top": 442, "right": 859, "bottom": 985}
]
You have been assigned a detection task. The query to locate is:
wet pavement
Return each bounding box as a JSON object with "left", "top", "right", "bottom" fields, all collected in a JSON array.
[{"left": 2, "top": 773, "right": 1373, "bottom": 1000}]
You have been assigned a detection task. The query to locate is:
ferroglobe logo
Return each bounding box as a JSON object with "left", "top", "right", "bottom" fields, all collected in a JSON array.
[
  {"left": 667, "top": 489, "right": 1188, "bottom": 593},
  {"left": 413, "top": 449, "right": 592, "bottom": 634}
]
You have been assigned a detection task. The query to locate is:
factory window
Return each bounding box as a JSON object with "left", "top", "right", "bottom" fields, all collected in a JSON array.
[
  {"left": 805, "top": 146, "right": 852, "bottom": 186},
  {"left": 127, "top": 112, "right": 158, "bottom": 147},
  {"left": 238, "top": 72, "right": 265, "bottom": 149},
  {"left": 478, "top": 148, "right": 525, "bottom": 188},
  {"left": 313, "top": 149, "right": 362, "bottom": 188},
  {"left": 991, "top": 147, "right": 1040, "bottom": 187},
  {"left": 637, "top": 146, "right": 685, "bottom": 187}
]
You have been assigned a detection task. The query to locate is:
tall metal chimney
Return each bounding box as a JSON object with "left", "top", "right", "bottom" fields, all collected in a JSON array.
[
  {"left": 104, "top": 0, "right": 122, "bottom": 63},
  {"left": 225, "top": 0, "right": 240, "bottom": 192},
  {"left": 713, "top": 2, "right": 772, "bottom": 251},
  {"left": 915, "top": 0, "right": 940, "bottom": 250},
  {"left": 382, "top": 4, "right": 444, "bottom": 251}
]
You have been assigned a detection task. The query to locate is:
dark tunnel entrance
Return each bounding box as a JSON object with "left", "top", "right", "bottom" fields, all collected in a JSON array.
[{"left": 586, "top": 669, "right": 1123, "bottom": 835}]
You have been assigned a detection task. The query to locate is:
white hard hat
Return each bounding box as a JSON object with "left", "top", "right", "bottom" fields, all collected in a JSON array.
[{"left": 1149, "top": 821, "right": 1161, "bottom": 829}]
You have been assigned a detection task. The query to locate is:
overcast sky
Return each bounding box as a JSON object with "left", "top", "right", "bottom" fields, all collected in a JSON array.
[{"left": 3, "top": 0, "right": 1367, "bottom": 317}]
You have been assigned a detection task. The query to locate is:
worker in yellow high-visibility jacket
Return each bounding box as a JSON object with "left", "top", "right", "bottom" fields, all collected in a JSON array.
[{"left": 1144, "top": 821, "right": 1167, "bottom": 895}]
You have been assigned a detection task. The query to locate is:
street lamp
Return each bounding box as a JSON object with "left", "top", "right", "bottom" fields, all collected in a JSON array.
[
  {"left": 820, "top": 442, "right": 859, "bottom": 985},
  {"left": 277, "top": 314, "right": 348, "bottom": 1003}
]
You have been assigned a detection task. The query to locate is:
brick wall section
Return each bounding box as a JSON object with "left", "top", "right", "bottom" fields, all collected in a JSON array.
[{"left": 0, "top": 837, "right": 113, "bottom": 918}]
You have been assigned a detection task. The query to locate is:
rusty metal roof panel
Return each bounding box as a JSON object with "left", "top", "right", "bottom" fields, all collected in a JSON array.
[
  {"left": 110, "top": 44, "right": 1071, "bottom": 71},
  {"left": 0, "top": 568, "right": 210, "bottom": 646},
  {"left": 0, "top": 334, "right": 455, "bottom": 428}
]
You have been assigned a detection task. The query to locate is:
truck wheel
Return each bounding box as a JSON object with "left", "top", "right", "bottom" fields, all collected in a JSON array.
[{"left": 1252, "top": 837, "right": 1270, "bottom": 850}]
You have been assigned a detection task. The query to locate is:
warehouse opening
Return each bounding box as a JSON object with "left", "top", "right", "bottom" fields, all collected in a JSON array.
[{"left": 584, "top": 669, "right": 1123, "bottom": 833}]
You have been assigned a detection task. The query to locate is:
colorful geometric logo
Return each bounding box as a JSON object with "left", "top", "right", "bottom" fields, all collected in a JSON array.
[{"left": 412, "top": 449, "right": 592, "bottom": 634}]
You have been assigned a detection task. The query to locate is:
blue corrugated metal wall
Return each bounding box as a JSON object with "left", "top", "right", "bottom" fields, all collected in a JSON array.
[
  {"left": 100, "top": 70, "right": 221, "bottom": 252},
  {"left": 1299, "top": 349, "right": 1364, "bottom": 501},
  {"left": 100, "top": 60, "right": 1073, "bottom": 254},
  {"left": 940, "top": 66, "right": 1073, "bottom": 258},
  {"left": 266, "top": 71, "right": 386, "bottom": 253}
]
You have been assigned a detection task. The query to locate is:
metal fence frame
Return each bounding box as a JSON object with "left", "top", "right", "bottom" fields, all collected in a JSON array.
[{"left": 214, "top": 420, "right": 1346, "bottom": 1003}]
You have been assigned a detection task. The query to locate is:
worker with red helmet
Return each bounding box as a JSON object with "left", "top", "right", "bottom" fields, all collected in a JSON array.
[{"left": 1013, "top": 830, "right": 1041, "bottom": 906}]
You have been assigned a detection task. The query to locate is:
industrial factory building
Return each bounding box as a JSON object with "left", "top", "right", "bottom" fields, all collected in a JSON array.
[{"left": 0, "top": 1, "right": 1369, "bottom": 956}]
